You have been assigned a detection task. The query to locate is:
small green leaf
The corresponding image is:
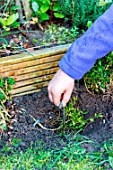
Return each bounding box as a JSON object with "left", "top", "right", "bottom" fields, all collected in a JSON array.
[
  {"left": 1, "top": 124, "right": 7, "bottom": 131},
  {"left": 43, "top": 0, "right": 50, "bottom": 5},
  {"left": 32, "top": 1, "right": 39, "bottom": 12},
  {"left": 6, "top": 13, "right": 19, "bottom": 26},
  {"left": 109, "top": 156, "right": 113, "bottom": 168},
  {"left": 11, "top": 5, "right": 19, "bottom": 11},
  {"left": 0, "top": 18, "right": 6, "bottom": 26},
  {"left": 40, "top": 5, "right": 49, "bottom": 13},
  {"left": 33, "top": 39, "right": 38, "bottom": 43},
  {"left": 53, "top": 3, "right": 61, "bottom": 11},
  {"left": 0, "top": 38, "right": 8, "bottom": 49},
  {"left": 54, "top": 13, "right": 64, "bottom": 18},
  {"left": 0, "top": 78, "right": 5, "bottom": 87},
  {"left": 7, "top": 77, "right": 15, "bottom": 85},
  {"left": 15, "top": 13, "right": 19, "bottom": 20},
  {"left": 12, "top": 138, "right": 22, "bottom": 147},
  {"left": 0, "top": 91, "right": 5, "bottom": 100},
  {"left": 11, "top": 21, "right": 20, "bottom": 28},
  {"left": 87, "top": 21, "right": 93, "bottom": 28},
  {"left": 40, "top": 13, "right": 49, "bottom": 21},
  {"left": 3, "top": 27, "right": 10, "bottom": 31},
  {"left": 89, "top": 118, "right": 94, "bottom": 122}
]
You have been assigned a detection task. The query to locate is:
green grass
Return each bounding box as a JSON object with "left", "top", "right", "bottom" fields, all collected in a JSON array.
[{"left": 0, "top": 134, "right": 113, "bottom": 170}]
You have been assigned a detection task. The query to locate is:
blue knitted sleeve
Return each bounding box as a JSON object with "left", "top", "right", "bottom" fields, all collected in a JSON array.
[{"left": 59, "top": 4, "right": 113, "bottom": 80}]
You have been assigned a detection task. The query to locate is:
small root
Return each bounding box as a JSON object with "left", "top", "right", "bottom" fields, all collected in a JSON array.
[{"left": 30, "top": 114, "right": 63, "bottom": 131}]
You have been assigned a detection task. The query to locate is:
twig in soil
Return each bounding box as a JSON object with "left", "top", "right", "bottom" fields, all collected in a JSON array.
[
  {"left": 30, "top": 114, "right": 63, "bottom": 131},
  {"left": 30, "top": 101, "right": 66, "bottom": 131}
]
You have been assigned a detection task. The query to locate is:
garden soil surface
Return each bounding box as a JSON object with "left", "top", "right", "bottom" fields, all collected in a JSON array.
[{"left": 0, "top": 83, "right": 113, "bottom": 153}]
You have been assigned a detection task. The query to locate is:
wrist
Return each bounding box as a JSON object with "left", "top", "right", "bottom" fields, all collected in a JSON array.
[{"left": 59, "top": 69, "right": 75, "bottom": 81}]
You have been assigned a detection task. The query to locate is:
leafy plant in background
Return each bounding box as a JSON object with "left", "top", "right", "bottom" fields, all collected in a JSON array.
[
  {"left": 59, "top": 0, "right": 112, "bottom": 29},
  {"left": 0, "top": 13, "right": 19, "bottom": 31},
  {"left": 84, "top": 52, "right": 113, "bottom": 93},
  {"left": 30, "top": 0, "right": 64, "bottom": 22},
  {"left": 41, "top": 24, "right": 79, "bottom": 45},
  {"left": 0, "top": 77, "right": 15, "bottom": 131},
  {"left": 0, "top": 0, "right": 20, "bottom": 31},
  {"left": 0, "top": 2, "right": 20, "bottom": 49}
]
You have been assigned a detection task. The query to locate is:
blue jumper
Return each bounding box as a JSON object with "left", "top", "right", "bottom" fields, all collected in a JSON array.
[{"left": 59, "top": 4, "right": 113, "bottom": 80}]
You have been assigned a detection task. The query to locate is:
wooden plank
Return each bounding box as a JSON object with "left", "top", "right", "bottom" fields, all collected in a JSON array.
[
  {"left": 11, "top": 67, "right": 59, "bottom": 82},
  {"left": 0, "top": 54, "right": 63, "bottom": 73},
  {"left": 0, "top": 61, "right": 58, "bottom": 77},
  {"left": 11, "top": 82, "right": 46, "bottom": 94},
  {"left": 0, "top": 44, "right": 71, "bottom": 66},
  {"left": 13, "top": 69, "right": 58, "bottom": 88},
  {"left": 11, "top": 74, "right": 54, "bottom": 94},
  {"left": 0, "top": 44, "right": 71, "bottom": 96},
  {"left": 13, "top": 89, "right": 41, "bottom": 97}
]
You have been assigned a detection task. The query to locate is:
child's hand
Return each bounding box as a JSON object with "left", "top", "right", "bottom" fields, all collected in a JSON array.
[{"left": 48, "top": 69, "right": 75, "bottom": 107}]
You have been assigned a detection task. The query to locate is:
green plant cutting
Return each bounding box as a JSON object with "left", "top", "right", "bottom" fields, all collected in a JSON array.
[{"left": 64, "top": 97, "right": 103, "bottom": 131}]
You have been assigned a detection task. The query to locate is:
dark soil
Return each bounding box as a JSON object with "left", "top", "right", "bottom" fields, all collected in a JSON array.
[{"left": 0, "top": 83, "right": 113, "bottom": 152}]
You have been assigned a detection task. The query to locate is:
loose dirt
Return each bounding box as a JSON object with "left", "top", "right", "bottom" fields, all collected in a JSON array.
[{"left": 0, "top": 83, "right": 113, "bottom": 152}]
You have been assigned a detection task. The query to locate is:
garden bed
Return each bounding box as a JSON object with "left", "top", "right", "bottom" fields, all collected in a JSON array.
[
  {"left": 0, "top": 83, "right": 113, "bottom": 169},
  {"left": 0, "top": 83, "right": 113, "bottom": 150},
  {"left": 1, "top": 1, "right": 113, "bottom": 169}
]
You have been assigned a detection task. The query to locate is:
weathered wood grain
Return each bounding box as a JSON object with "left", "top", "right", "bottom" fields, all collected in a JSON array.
[
  {"left": 12, "top": 68, "right": 59, "bottom": 87},
  {"left": 11, "top": 74, "right": 54, "bottom": 94},
  {"left": 0, "top": 44, "right": 71, "bottom": 96},
  {"left": 0, "top": 61, "right": 58, "bottom": 77},
  {"left": 0, "top": 44, "right": 71, "bottom": 66},
  {"left": 0, "top": 54, "right": 63, "bottom": 73}
]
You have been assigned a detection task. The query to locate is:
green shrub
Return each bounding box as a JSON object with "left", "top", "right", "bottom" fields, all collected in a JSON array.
[
  {"left": 64, "top": 97, "right": 103, "bottom": 131},
  {"left": 59, "top": 0, "right": 112, "bottom": 29},
  {"left": 84, "top": 52, "right": 113, "bottom": 93},
  {"left": 65, "top": 97, "right": 88, "bottom": 131},
  {"left": 0, "top": 77, "right": 15, "bottom": 131}
]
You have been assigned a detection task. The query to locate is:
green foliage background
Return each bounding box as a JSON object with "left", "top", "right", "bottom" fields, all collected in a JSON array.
[{"left": 59, "top": 0, "right": 112, "bottom": 28}]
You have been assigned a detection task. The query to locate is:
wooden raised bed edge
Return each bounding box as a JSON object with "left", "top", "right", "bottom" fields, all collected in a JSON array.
[{"left": 0, "top": 44, "right": 71, "bottom": 97}]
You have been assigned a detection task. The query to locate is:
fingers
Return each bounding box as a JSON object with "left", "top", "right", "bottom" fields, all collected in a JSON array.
[
  {"left": 48, "top": 69, "right": 75, "bottom": 107},
  {"left": 62, "top": 89, "right": 73, "bottom": 107},
  {"left": 48, "top": 87, "right": 73, "bottom": 108},
  {"left": 48, "top": 86, "right": 61, "bottom": 106},
  {"left": 52, "top": 92, "right": 61, "bottom": 107}
]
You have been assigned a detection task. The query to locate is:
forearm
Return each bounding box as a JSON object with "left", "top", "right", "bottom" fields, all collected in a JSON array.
[{"left": 59, "top": 4, "right": 113, "bottom": 80}]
